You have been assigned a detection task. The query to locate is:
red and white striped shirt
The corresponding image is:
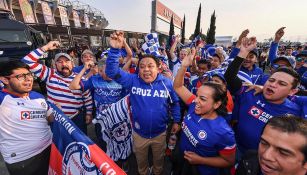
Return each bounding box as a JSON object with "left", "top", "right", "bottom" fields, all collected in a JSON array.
[{"left": 22, "top": 48, "right": 93, "bottom": 117}]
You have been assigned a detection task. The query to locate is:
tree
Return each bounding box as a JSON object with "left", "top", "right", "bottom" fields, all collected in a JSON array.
[
  {"left": 193, "top": 3, "right": 201, "bottom": 37},
  {"left": 181, "top": 15, "right": 185, "bottom": 44},
  {"left": 168, "top": 15, "right": 175, "bottom": 48},
  {"left": 206, "top": 10, "right": 216, "bottom": 44}
]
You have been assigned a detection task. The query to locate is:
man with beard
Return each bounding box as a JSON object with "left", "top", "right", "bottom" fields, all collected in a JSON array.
[
  {"left": 236, "top": 116, "right": 307, "bottom": 175},
  {"left": 21, "top": 41, "right": 93, "bottom": 134},
  {"left": 224, "top": 36, "right": 301, "bottom": 158},
  {"left": 0, "top": 61, "right": 53, "bottom": 175}
]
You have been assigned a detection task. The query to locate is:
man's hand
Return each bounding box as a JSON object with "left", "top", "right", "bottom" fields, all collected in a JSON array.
[
  {"left": 109, "top": 31, "right": 124, "bottom": 49},
  {"left": 171, "top": 123, "right": 180, "bottom": 133},
  {"left": 83, "top": 61, "right": 95, "bottom": 71},
  {"left": 244, "top": 82, "right": 263, "bottom": 95},
  {"left": 184, "top": 151, "right": 203, "bottom": 165},
  {"left": 236, "top": 29, "right": 249, "bottom": 47},
  {"left": 274, "top": 27, "right": 285, "bottom": 43},
  {"left": 41, "top": 41, "right": 60, "bottom": 52},
  {"left": 181, "top": 47, "right": 196, "bottom": 68},
  {"left": 238, "top": 37, "right": 257, "bottom": 58},
  {"left": 85, "top": 114, "right": 93, "bottom": 125}
]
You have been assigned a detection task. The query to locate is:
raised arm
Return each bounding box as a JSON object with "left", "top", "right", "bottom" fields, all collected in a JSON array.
[
  {"left": 21, "top": 41, "right": 60, "bottom": 82},
  {"left": 173, "top": 47, "right": 196, "bottom": 104},
  {"left": 170, "top": 35, "right": 180, "bottom": 60},
  {"left": 69, "top": 61, "right": 93, "bottom": 90},
  {"left": 105, "top": 31, "right": 134, "bottom": 89},
  {"left": 224, "top": 37, "right": 257, "bottom": 94},
  {"left": 268, "top": 27, "right": 285, "bottom": 64}
]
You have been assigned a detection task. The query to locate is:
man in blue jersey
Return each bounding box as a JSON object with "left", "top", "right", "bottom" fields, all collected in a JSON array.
[
  {"left": 106, "top": 31, "right": 181, "bottom": 175},
  {"left": 0, "top": 61, "right": 53, "bottom": 175},
  {"left": 224, "top": 36, "right": 301, "bottom": 157}
]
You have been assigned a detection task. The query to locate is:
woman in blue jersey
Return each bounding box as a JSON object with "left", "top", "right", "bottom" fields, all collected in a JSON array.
[{"left": 173, "top": 48, "right": 236, "bottom": 175}]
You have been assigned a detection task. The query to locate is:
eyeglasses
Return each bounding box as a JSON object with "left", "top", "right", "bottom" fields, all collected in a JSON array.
[{"left": 6, "top": 72, "right": 34, "bottom": 81}]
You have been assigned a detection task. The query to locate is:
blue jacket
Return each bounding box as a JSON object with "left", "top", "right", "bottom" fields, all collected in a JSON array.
[{"left": 106, "top": 48, "right": 181, "bottom": 138}]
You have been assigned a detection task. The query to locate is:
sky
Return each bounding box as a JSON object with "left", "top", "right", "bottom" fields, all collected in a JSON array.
[{"left": 81, "top": 0, "right": 307, "bottom": 42}]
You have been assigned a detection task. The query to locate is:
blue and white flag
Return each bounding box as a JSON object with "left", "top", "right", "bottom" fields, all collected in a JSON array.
[{"left": 93, "top": 95, "right": 133, "bottom": 161}]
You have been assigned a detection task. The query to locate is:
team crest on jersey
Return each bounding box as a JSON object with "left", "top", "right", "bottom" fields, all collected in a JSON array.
[
  {"left": 248, "top": 106, "right": 263, "bottom": 119},
  {"left": 63, "top": 142, "right": 100, "bottom": 175},
  {"left": 111, "top": 120, "right": 132, "bottom": 143},
  {"left": 41, "top": 102, "right": 47, "bottom": 108},
  {"left": 198, "top": 130, "right": 207, "bottom": 140},
  {"left": 20, "top": 111, "right": 31, "bottom": 120}
]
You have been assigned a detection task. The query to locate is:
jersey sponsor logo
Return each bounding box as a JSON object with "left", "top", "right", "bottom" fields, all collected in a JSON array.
[
  {"left": 182, "top": 121, "right": 198, "bottom": 146},
  {"left": 17, "top": 102, "right": 25, "bottom": 106},
  {"left": 63, "top": 142, "right": 100, "bottom": 174},
  {"left": 21, "top": 111, "right": 30, "bottom": 120},
  {"left": 248, "top": 106, "right": 263, "bottom": 119},
  {"left": 20, "top": 110, "right": 46, "bottom": 120},
  {"left": 248, "top": 106, "right": 274, "bottom": 123},
  {"left": 197, "top": 130, "right": 207, "bottom": 140},
  {"left": 131, "top": 87, "right": 169, "bottom": 98},
  {"left": 256, "top": 100, "right": 265, "bottom": 107}
]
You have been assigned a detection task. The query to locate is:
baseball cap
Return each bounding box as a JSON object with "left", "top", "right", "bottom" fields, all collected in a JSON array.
[
  {"left": 273, "top": 56, "right": 296, "bottom": 69},
  {"left": 249, "top": 48, "right": 259, "bottom": 57},
  {"left": 296, "top": 50, "right": 307, "bottom": 58},
  {"left": 81, "top": 49, "right": 94, "bottom": 57},
  {"left": 54, "top": 53, "right": 73, "bottom": 62}
]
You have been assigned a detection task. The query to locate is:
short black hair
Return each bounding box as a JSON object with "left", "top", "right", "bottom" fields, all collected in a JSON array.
[
  {"left": 265, "top": 116, "right": 307, "bottom": 162},
  {"left": 0, "top": 61, "right": 30, "bottom": 76},
  {"left": 138, "top": 54, "right": 160, "bottom": 67},
  {"left": 197, "top": 59, "right": 211, "bottom": 70},
  {"left": 202, "top": 82, "right": 228, "bottom": 116},
  {"left": 273, "top": 67, "right": 300, "bottom": 89}
]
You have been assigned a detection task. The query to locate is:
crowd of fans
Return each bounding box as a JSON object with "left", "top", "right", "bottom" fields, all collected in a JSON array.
[{"left": 0, "top": 26, "right": 306, "bottom": 175}]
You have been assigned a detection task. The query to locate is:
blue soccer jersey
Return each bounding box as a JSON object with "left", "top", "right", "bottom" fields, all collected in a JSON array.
[
  {"left": 179, "top": 98, "right": 236, "bottom": 175},
  {"left": 233, "top": 87, "right": 301, "bottom": 153},
  {"left": 81, "top": 75, "right": 125, "bottom": 113}
]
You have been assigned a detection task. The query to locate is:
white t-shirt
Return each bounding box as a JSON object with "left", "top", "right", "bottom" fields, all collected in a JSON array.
[
  {"left": 171, "top": 56, "right": 182, "bottom": 78},
  {"left": 0, "top": 90, "right": 52, "bottom": 164}
]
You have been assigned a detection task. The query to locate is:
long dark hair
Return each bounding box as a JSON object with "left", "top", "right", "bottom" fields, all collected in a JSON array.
[{"left": 202, "top": 82, "right": 228, "bottom": 116}]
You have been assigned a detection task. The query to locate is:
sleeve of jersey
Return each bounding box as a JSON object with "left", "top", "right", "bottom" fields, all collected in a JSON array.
[
  {"left": 81, "top": 77, "right": 93, "bottom": 92},
  {"left": 21, "top": 48, "right": 52, "bottom": 82},
  {"left": 0, "top": 92, "right": 5, "bottom": 105},
  {"left": 82, "top": 89, "right": 93, "bottom": 115},
  {"left": 228, "top": 47, "right": 240, "bottom": 59},
  {"left": 268, "top": 42, "right": 278, "bottom": 64},
  {"left": 218, "top": 130, "right": 236, "bottom": 156},
  {"left": 186, "top": 95, "right": 196, "bottom": 105},
  {"left": 105, "top": 48, "right": 134, "bottom": 89}
]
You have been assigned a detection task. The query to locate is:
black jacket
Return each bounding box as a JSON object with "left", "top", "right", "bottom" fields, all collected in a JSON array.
[{"left": 235, "top": 150, "right": 261, "bottom": 175}]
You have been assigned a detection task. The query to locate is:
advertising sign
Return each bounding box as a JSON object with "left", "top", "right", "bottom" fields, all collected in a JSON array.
[
  {"left": 41, "top": 1, "right": 55, "bottom": 25},
  {"left": 155, "top": 0, "right": 182, "bottom": 28},
  {"left": 72, "top": 10, "right": 81, "bottom": 28},
  {"left": 59, "top": 6, "right": 70, "bottom": 26},
  {"left": 19, "top": 0, "right": 36, "bottom": 23}
]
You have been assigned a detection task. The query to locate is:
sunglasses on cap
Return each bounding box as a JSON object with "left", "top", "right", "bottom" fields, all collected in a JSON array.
[
  {"left": 295, "top": 57, "right": 306, "bottom": 63},
  {"left": 271, "top": 64, "right": 290, "bottom": 70}
]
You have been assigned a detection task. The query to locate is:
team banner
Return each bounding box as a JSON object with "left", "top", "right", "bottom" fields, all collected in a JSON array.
[{"left": 48, "top": 103, "right": 126, "bottom": 175}]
